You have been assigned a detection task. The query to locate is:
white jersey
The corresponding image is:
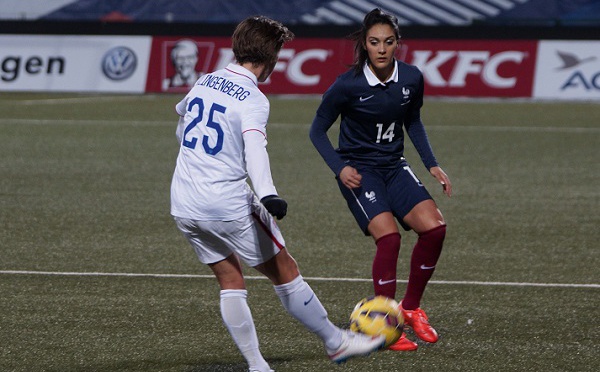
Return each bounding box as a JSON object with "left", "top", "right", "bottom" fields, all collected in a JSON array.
[{"left": 170, "top": 63, "right": 278, "bottom": 220}]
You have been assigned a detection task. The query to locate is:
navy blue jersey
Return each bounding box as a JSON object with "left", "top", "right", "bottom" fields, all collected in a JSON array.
[{"left": 310, "top": 60, "right": 438, "bottom": 176}]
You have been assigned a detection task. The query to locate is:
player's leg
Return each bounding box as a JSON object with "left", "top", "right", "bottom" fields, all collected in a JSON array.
[
  {"left": 336, "top": 171, "right": 417, "bottom": 351},
  {"left": 255, "top": 250, "right": 341, "bottom": 349},
  {"left": 209, "top": 252, "right": 245, "bottom": 289},
  {"left": 209, "top": 255, "right": 272, "bottom": 372},
  {"left": 174, "top": 217, "right": 271, "bottom": 372},
  {"left": 255, "top": 249, "right": 385, "bottom": 363},
  {"left": 401, "top": 199, "right": 447, "bottom": 343},
  {"left": 384, "top": 163, "right": 445, "bottom": 344},
  {"left": 365, "top": 213, "right": 418, "bottom": 351},
  {"left": 247, "top": 199, "right": 384, "bottom": 362},
  {"left": 402, "top": 199, "right": 446, "bottom": 309},
  {"left": 337, "top": 169, "right": 401, "bottom": 299},
  {"left": 367, "top": 212, "right": 400, "bottom": 299},
  {"left": 247, "top": 201, "right": 344, "bottom": 351}
]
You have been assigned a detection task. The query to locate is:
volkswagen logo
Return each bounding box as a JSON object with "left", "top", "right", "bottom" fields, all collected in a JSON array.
[{"left": 101, "top": 46, "right": 137, "bottom": 80}]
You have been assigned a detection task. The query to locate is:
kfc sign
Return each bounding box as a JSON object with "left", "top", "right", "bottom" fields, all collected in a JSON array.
[
  {"left": 146, "top": 38, "right": 541, "bottom": 98},
  {"left": 401, "top": 40, "right": 537, "bottom": 97},
  {"left": 270, "top": 49, "right": 332, "bottom": 86},
  {"left": 146, "top": 37, "right": 352, "bottom": 94}
]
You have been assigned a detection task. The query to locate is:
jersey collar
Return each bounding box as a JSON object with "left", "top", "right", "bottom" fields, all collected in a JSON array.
[
  {"left": 225, "top": 63, "right": 258, "bottom": 86},
  {"left": 363, "top": 60, "right": 398, "bottom": 87}
]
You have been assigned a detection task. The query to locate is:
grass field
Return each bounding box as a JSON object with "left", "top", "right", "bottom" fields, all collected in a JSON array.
[{"left": 0, "top": 92, "right": 598, "bottom": 372}]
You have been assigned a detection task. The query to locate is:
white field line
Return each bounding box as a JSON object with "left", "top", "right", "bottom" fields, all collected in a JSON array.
[
  {"left": 0, "top": 118, "right": 598, "bottom": 134},
  {"left": 1, "top": 270, "right": 598, "bottom": 289}
]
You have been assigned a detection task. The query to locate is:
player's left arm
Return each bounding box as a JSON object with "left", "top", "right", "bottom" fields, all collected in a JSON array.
[{"left": 405, "top": 75, "right": 452, "bottom": 197}]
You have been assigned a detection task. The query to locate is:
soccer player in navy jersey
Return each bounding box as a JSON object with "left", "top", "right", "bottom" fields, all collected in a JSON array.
[{"left": 310, "top": 8, "right": 452, "bottom": 352}]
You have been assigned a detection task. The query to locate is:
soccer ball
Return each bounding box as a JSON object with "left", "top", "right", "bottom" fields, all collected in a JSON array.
[{"left": 349, "top": 296, "right": 403, "bottom": 347}]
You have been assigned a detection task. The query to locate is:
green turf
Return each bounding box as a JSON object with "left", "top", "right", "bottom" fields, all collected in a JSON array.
[{"left": 0, "top": 93, "right": 598, "bottom": 371}]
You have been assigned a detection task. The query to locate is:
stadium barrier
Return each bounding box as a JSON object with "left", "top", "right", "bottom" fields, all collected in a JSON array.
[{"left": 0, "top": 22, "right": 598, "bottom": 100}]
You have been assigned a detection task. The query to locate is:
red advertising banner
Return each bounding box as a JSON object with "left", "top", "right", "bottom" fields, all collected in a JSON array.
[
  {"left": 146, "top": 36, "right": 354, "bottom": 94},
  {"left": 400, "top": 39, "right": 538, "bottom": 97},
  {"left": 146, "top": 37, "right": 538, "bottom": 97}
]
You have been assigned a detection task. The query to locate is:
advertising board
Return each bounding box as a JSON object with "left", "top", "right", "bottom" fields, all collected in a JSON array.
[
  {"left": 145, "top": 36, "right": 354, "bottom": 94},
  {"left": 401, "top": 39, "right": 537, "bottom": 97},
  {"left": 1, "top": 34, "right": 598, "bottom": 100},
  {"left": 533, "top": 40, "right": 600, "bottom": 100},
  {"left": 0, "top": 35, "right": 151, "bottom": 93}
]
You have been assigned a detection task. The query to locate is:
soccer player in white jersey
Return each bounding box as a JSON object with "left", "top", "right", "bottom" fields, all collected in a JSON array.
[{"left": 170, "top": 16, "right": 385, "bottom": 372}]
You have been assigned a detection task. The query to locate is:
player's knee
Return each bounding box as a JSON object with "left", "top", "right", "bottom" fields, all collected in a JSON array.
[
  {"left": 419, "top": 224, "right": 446, "bottom": 241},
  {"left": 279, "top": 249, "right": 300, "bottom": 275}
]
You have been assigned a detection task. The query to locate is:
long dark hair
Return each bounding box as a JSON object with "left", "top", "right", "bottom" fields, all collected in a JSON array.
[{"left": 350, "top": 8, "right": 401, "bottom": 75}]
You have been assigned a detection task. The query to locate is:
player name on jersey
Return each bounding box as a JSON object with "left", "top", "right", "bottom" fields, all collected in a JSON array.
[{"left": 198, "top": 73, "right": 251, "bottom": 101}]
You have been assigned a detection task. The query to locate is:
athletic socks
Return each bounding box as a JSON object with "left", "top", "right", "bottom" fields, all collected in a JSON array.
[
  {"left": 274, "top": 275, "right": 343, "bottom": 350},
  {"left": 372, "top": 233, "right": 401, "bottom": 299},
  {"left": 220, "top": 289, "right": 271, "bottom": 372},
  {"left": 402, "top": 225, "right": 447, "bottom": 310}
]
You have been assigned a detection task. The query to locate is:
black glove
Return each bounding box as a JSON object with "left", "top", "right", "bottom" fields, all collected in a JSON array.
[{"left": 260, "top": 195, "right": 288, "bottom": 220}]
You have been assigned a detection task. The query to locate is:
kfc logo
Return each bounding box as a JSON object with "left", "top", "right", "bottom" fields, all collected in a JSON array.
[
  {"left": 210, "top": 47, "right": 332, "bottom": 86},
  {"left": 402, "top": 40, "right": 536, "bottom": 97},
  {"left": 161, "top": 39, "right": 214, "bottom": 92},
  {"left": 411, "top": 50, "right": 527, "bottom": 88},
  {"left": 271, "top": 49, "right": 331, "bottom": 86},
  {"left": 146, "top": 37, "right": 351, "bottom": 94}
]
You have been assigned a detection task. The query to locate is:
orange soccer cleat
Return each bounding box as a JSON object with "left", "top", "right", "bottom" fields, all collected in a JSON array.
[
  {"left": 387, "top": 332, "right": 418, "bottom": 351},
  {"left": 400, "top": 302, "right": 439, "bottom": 343}
]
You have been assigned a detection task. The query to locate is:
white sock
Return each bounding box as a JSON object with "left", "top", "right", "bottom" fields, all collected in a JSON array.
[
  {"left": 220, "top": 289, "right": 270, "bottom": 372},
  {"left": 273, "top": 275, "right": 342, "bottom": 350}
]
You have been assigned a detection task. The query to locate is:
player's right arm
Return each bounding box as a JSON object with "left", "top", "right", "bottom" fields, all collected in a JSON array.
[
  {"left": 309, "top": 79, "right": 348, "bottom": 176},
  {"left": 175, "top": 97, "right": 188, "bottom": 144},
  {"left": 241, "top": 100, "right": 287, "bottom": 219}
]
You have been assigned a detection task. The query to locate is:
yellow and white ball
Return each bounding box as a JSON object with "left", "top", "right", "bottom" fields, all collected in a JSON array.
[{"left": 349, "top": 296, "right": 404, "bottom": 347}]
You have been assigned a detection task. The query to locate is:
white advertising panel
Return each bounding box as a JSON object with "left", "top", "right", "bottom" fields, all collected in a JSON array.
[
  {"left": 533, "top": 40, "right": 600, "bottom": 100},
  {"left": 0, "top": 35, "right": 151, "bottom": 93}
]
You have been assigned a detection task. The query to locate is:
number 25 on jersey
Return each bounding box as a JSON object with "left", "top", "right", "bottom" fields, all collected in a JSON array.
[{"left": 183, "top": 97, "right": 226, "bottom": 155}]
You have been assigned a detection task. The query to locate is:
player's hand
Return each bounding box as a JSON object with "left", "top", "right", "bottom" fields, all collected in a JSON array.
[
  {"left": 429, "top": 166, "right": 452, "bottom": 197},
  {"left": 339, "top": 166, "right": 362, "bottom": 189},
  {"left": 260, "top": 195, "right": 288, "bottom": 220}
]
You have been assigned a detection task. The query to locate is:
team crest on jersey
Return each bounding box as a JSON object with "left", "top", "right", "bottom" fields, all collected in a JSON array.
[{"left": 401, "top": 86, "right": 411, "bottom": 105}]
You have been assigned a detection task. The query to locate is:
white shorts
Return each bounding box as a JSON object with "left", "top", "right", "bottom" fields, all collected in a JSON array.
[{"left": 173, "top": 198, "right": 285, "bottom": 267}]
